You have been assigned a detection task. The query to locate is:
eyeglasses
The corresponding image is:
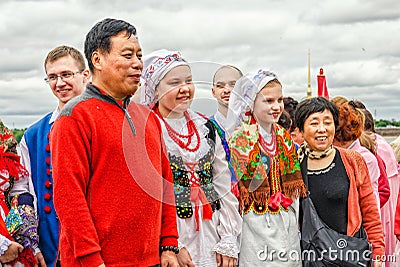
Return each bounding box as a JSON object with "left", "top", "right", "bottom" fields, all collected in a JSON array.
[{"left": 44, "top": 70, "right": 83, "bottom": 84}]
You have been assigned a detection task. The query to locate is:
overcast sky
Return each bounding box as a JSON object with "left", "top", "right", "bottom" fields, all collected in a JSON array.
[{"left": 1, "top": 0, "right": 399, "bottom": 128}]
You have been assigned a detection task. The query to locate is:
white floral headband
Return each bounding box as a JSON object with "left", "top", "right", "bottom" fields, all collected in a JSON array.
[
  {"left": 225, "top": 69, "right": 278, "bottom": 135},
  {"left": 140, "top": 50, "right": 189, "bottom": 107}
]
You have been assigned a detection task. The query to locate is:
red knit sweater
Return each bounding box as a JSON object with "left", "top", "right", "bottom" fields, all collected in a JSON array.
[{"left": 51, "top": 85, "right": 178, "bottom": 266}]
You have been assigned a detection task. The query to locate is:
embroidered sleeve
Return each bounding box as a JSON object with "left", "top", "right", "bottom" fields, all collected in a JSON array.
[
  {"left": 5, "top": 194, "right": 39, "bottom": 250},
  {"left": 211, "top": 235, "right": 240, "bottom": 258},
  {"left": 13, "top": 204, "right": 39, "bottom": 250},
  {"left": 9, "top": 169, "right": 40, "bottom": 247},
  {"left": 0, "top": 235, "right": 12, "bottom": 256}
]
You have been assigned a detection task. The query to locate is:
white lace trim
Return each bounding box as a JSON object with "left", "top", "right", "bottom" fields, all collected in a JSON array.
[
  {"left": 160, "top": 110, "right": 211, "bottom": 162},
  {"left": 0, "top": 237, "right": 12, "bottom": 256},
  {"left": 211, "top": 241, "right": 239, "bottom": 258},
  {"left": 308, "top": 162, "right": 336, "bottom": 175},
  {"left": 259, "top": 125, "right": 273, "bottom": 143}
]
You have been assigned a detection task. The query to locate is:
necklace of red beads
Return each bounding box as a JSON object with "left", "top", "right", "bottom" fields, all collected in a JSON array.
[
  {"left": 155, "top": 108, "right": 201, "bottom": 152},
  {"left": 258, "top": 128, "right": 278, "bottom": 158}
]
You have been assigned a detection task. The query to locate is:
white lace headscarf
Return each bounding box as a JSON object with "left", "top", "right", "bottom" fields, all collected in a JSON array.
[
  {"left": 140, "top": 49, "right": 189, "bottom": 107},
  {"left": 225, "top": 69, "right": 278, "bottom": 135}
]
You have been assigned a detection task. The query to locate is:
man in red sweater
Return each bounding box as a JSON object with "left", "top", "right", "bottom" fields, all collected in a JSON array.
[{"left": 51, "top": 18, "right": 179, "bottom": 267}]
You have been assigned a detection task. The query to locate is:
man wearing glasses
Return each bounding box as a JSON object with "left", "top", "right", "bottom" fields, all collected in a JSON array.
[{"left": 20, "top": 45, "right": 89, "bottom": 266}]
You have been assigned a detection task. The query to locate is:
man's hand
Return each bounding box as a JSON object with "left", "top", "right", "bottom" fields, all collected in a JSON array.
[
  {"left": 98, "top": 264, "right": 105, "bottom": 267},
  {"left": 0, "top": 241, "right": 23, "bottom": 263},
  {"left": 176, "top": 247, "right": 195, "bottom": 267},
  {"left": 161, "top": 250, "right": 179, "bottom": 267},
  {"left": 216, "top": 253, "right": 237, "bottom": 267}
]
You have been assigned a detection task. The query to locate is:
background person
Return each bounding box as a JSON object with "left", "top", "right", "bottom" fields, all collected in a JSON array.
[
  {"left": 211, "top": 65, "right": 243, "bottom": 131},
  {"left": 353, "top": 100, "right": 400, "bottom": 266},
  {"left": 20, "top": 45, "right": 89, "bottom": 267},
  {"left": 391, "top": 136, "right": 400, "bottom": 163},
  {"left": 332, "top": 102, "right": 381, "bottom": 212},
  {"left": 210, "top": 65, "right": 243, "bottom": 199},
  {"left": 0, "top": 119, "right": 39, "bottom": 266},
  {"left": 283, "top": 96, "right": 304, "bottom": 148},
  {"left": 277, "top": 110, "right": 292, "bottom": 131},
  {"left": 346, "top": 103, "right": 391, "bottom": 212}
]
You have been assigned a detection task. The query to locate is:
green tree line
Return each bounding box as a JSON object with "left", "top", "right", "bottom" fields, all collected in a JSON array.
[
  {"left": 11, "top": 128, "right": 27, "bottom": 143},
  {"left": 9, "top": 119, "right": 399, "bottom": 143},
  {"left": 375, "top": 119, "right": 400, "bottom": 128}
]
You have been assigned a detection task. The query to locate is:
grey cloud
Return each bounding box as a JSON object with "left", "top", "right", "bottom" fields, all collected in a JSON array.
[
  {"left": 301, "top": 0, "right": 400, "bottom": 25},
  {"left": 0, "top": 0, "right": 399, "bottom": 128},
  {"left": 0, "top": 78, "right": 55, "bottom": 117}
]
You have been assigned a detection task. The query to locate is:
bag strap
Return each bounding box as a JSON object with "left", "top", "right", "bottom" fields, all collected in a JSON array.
[
  {"left": 300, "top": 156, "right": 309, "bottom": 190},
  {"left": 301, "top": 155, "right": 367, "bottom": 240}
]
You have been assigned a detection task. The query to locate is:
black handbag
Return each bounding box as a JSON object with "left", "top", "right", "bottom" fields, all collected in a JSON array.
[{"left": 300, "top": 158, "right": 372, "bottom": 267}]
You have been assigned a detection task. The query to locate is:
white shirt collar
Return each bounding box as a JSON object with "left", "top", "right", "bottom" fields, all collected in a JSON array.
[
  {"left": 258, "top": 124, "right": 273, "bottom": 142},
  {"left": 214, "top": 110, "right": 227, "bottom": 131},
  {"left": 49, "top": 106, "right": 60, "bottom": 125}
]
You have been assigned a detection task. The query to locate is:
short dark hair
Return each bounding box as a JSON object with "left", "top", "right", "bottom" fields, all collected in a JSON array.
[
  {"left": 295, "top": 97, "right": 339, "bottom": 132},
  {"left": 349, "top": 100, "right": 366, "bottom": 109},
  {"left": 362, "top": 108, "right": 375, "bottom": 133},
  {"left": 283, "top": 96, "right": 298, "bottom": 132},
  {"left": 84, "top": 18, "right": 137, "bottom": 72},
  {"left": 44, "top": 45, "right": 86, "bottom": 72},
  {"left": 278, "top": 110, "right": 292, "bottom": 130}
]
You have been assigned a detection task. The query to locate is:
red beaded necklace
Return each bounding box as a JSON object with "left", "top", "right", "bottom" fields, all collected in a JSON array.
[
  {"left": 258, "top": 127, "right": 277, "bottom": 158},
  {"left": 155, "top": 108, "right": 201, "bottom": 152}
]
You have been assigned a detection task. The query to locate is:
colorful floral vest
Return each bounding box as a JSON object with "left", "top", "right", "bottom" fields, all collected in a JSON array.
[{"left": 229, "top": 123, "right": 306, "bottom": 215}]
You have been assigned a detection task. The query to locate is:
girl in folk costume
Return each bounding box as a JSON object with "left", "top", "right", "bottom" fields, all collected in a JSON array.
[
  {"left": 225, "top": 70, "right": 307, "bottom": 266},
  {"left": 140, "top": 50, "right": 242, "bottom": 267},
  {"left": 0, "top": 120, "right": 38, "bottom": 267}
]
